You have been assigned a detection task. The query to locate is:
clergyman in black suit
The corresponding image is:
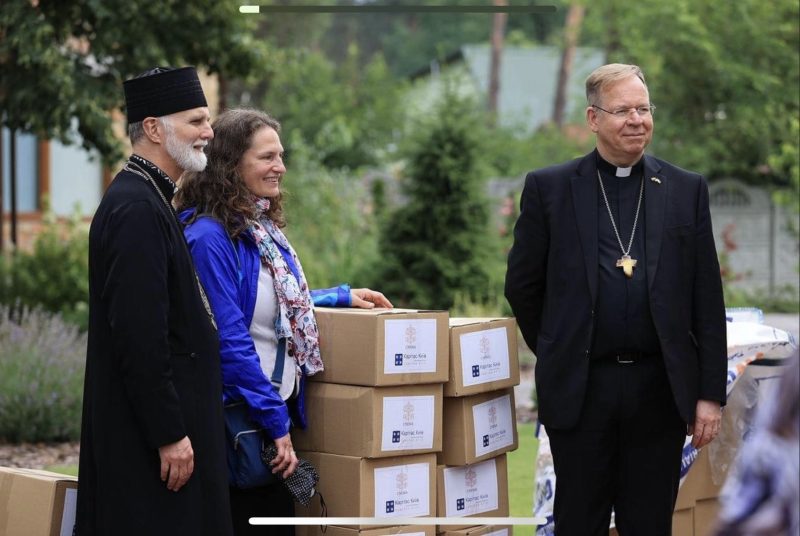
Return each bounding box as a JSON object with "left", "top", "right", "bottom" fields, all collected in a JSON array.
[{"left": 505, "top": 63, "right": 727, "bottom": 535}]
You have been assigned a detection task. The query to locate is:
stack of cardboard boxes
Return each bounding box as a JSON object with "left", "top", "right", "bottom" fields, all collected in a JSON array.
[
  {"left": 294, "top": 308, "right": 450, "bottom": 536},
  {"left": 436, "top": 318, "right": 520, "bottom": 536},
  {"left": 294, "top": 310, "right": 520, "bottom": 536}
]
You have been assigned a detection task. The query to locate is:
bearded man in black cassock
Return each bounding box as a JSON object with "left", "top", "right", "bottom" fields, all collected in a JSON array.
[{"left": 76, "top": 67, "right": 233, "bottom": 536}]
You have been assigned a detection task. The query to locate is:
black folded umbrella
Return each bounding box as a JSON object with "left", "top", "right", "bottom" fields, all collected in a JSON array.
[{"left": 260, "top": 444, "right": 321, "bottom": 507}]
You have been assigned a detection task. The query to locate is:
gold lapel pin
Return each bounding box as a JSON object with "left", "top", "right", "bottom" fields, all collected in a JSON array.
[{"left": 650, "top": 176, "right": 662, "bottom": 184}]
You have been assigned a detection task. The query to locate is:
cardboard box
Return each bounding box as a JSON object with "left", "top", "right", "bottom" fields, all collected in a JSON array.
[
  {"left": 297, "top": 452, "right": 437, "bottom": 528},
  {"left": 693, "top": 498, "right": 720, "bottom": 536},
  {"left": 294, "top": 382, "right": 443, "bottom": 458},
  {"left": 445, "top": 318, "right": 519, "bottom": 397},
  {"left": 436, "top": 455, "right": 509, "bottom": 530},
  {"left": 441, "top": 389, "right": 518, "bottom": 466},
  {"left": 0, "top": 466, "right": 77, "bottom": 536},
  {"left": 671, "top": 508, "right": 693, "bottom": 536},
  {"left": 675, "top": 447, "right": 725, "bottom": 510},
  {"left": 298, "top": 524, "right": 436, "bottom": 536},
  {"left": 314, "top": 308, "right": 449, "bottom": 386},
  {"left": 439, "top": 525, "right": 513, "bottom": 536}
]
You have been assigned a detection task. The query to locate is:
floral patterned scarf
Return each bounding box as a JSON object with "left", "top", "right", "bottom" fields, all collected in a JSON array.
[{"left": 246, "top": 198, "right": 323, "bottom": 375}]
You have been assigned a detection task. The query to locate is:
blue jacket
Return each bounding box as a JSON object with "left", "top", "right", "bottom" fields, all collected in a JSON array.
[{"left": 180, "top": 208, "right": 350, "bottom": 439}]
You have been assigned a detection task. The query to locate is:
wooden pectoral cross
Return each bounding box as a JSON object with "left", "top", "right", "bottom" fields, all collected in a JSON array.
[{"left": 616, "top": 255, "right": 637, "bottom": 278}]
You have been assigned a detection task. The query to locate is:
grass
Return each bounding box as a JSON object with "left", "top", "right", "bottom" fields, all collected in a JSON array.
[
  {"left": 507, "top": 422, "right": 539, "bottom": 536},
  {"left": 45, "top": 464, "right": 78, "bottom": 476}
]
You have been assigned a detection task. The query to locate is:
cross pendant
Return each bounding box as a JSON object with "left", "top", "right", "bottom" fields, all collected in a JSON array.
[{"left": 616, "top": 255, "right": 637, "bottom": 278}]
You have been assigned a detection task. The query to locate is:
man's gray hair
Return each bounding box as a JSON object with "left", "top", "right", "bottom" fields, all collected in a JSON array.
[
  {"left": 128, "top": 116, "right": 172, "bottom": 145},
  {"left": 585, "top": 64, "right": 647, "bottom": 107},
  {"left": 128, "top": 121, "right": 145, "bottom": 145}
]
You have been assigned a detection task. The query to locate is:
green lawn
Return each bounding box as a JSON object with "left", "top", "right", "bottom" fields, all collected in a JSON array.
[
  {"left": 45, "top": 464, "right": 78, "bottom": 476},
  {"left": 507, "top": 422, "right": 539, "bottom": 536}
]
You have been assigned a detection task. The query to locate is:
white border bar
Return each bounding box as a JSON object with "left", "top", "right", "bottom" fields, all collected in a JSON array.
[{"left": 251, "top": 517, "right": 547, "bottom": 526}]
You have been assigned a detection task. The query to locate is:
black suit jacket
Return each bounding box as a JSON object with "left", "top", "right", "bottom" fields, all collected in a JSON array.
[{"left": 505, "top": 152, "right": 727, "bottom": 430}]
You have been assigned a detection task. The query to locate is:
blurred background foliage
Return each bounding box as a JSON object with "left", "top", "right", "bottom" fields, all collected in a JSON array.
[
  {"left": 0, "top": 306, "right": 86, "bottom": 442},
  {"left": 0, "top": 208, "right": 90, "bottom": 330},
  {"left": 0, "top": 0, "right": 798, "bottom": 441},
  {"left": 0, "top": 0, "right": 800, "bottom": 315},
  {"left": 1, "top": 0, "right": 797, "bottom": 315}
]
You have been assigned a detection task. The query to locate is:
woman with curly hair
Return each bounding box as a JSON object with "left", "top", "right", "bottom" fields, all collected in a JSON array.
[{"left": 175, "top": 108, "right": 391, "bottom": 535}]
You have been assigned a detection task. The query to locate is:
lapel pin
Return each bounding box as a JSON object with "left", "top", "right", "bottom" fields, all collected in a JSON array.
[{"left": 650, "top": 176, "right": 662, "bottom": 184}]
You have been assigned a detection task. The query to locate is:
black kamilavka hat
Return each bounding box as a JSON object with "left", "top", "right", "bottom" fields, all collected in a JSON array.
[{"left": 123, "top": 66, "right": 208, "bottom": 124}]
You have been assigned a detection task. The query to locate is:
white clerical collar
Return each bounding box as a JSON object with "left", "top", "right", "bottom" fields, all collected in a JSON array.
[{"left": 616, "top": 166, "right": 632, "bottom": 177}]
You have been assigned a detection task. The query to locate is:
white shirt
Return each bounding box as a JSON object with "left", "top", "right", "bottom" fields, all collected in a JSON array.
[{"left": 249, "top": 263, "right": 298, "bottom": 400}]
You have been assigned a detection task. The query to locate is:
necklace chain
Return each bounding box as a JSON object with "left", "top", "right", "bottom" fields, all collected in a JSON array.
[
  {"left": 596, "top": 170, "right": 644, "bottom": 256},
  {"left": 123, "top": 161, "right": 174, "bottom": 214},
  {"left": 123, "top": 159, "right": 217, "bottom": 330}
]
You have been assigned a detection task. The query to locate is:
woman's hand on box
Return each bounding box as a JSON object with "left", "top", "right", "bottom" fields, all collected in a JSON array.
[{"left": 350, "top": 288, "right": 393, "bottom": 309}]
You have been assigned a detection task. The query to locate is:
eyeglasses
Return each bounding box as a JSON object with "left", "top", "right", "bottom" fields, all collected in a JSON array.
[{"left": 592, "top": 104, "right": 656, "bottom": 118}]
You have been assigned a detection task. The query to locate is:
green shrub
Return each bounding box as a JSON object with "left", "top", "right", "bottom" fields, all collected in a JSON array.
[
  {"left": 724, "top": 284, "right": 800, "bottom": 313},
  {"left": 373, "top": 88, "right": 496, "bottom": 310},
  {"left": 281, "top": 133, "right": 382, "bottom": 288},
  {"left": 0, "top": 306, "right": 86, "bottom": 442},
  {"left": 0, "top": 209, "right": 89, "bottom": 330}
]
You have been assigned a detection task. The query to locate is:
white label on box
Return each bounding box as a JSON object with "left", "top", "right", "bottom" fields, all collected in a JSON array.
[
  {"left": 460, "top": 327, "right": 510, "bottom": 386},
  {"left": 374, "top": 462, "right": 431, "bottom": 517},
  {"left": 443, "top": 458, "right": 499, "bottom": 517},
  {"left": 61, "top": 488, "right": 77, "bottom": 536},
  {"left": 473, "top": 394, "right": 514, "bottom": 457},
  {"left": 384, "top": 319, "right": 438, "bottom": 374},
  {"left": 485, "top": 530, "right": 509, "bottom": 536},
  {"left": 381, "top": 395, "right": 436, "bottom": 451}
]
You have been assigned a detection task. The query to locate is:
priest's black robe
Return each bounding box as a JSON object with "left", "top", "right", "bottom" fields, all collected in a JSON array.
[{"left": 76, "top": 165, "right": 232, "bottom": 536}]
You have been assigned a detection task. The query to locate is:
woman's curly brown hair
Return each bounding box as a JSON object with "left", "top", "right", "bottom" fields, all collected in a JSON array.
[{"left": 175, "top": 108, "right": 286, "bottom": 238}]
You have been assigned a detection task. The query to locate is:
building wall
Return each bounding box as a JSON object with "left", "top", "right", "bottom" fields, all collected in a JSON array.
[
  {"left": 49, "top": 135, "right": 104, "bottom": 216},
  {"left": 1, "top": 129, "right": 39, "bottom": 212}
]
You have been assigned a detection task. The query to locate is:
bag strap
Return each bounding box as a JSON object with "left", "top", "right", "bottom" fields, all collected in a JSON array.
[{"left": 271, "top": 316, "right": 287, "bottom": 387}]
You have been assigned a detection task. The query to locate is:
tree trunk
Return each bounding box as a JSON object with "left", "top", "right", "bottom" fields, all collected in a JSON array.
[
  {"left": 552, "top": 4, "right": 585, "bottom": 127},
  {"left": 217, "top": 72, "right": 228, "bottom": 113},
  {"left": 605, "top": 1, "right": 622, "bottom": 62},
  {"left": 488, "top": 0, "right": 508, "bottom": 127}
]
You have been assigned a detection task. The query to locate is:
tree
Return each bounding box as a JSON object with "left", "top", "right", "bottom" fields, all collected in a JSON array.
[
  {"left": 488, "top": 0, "right": 508, "bottom": 126},
  {"left": 261, "top": 46, "right": 405, "bottom": 169},
  {"left": 0, "top": 1, "right": 262, "bottom": 164},
  {"left": 372, "top": 0, "right": 559, "bottom": 77},
  {"left": 552, "top": 3, "right": 585, "bottom": 127},
  {"left": 374, "top": 89, "right": 494, "bottom": 310},
  {"left": 581, "top": 0, "right": 799, "bottom": 186}
]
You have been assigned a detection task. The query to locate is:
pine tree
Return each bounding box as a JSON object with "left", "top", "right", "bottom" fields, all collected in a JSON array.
[{"left": 375, "top": 90, "right": 493, "bottom": 310}]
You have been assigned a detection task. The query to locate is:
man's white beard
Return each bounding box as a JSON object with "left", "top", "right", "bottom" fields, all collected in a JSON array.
[{"left": 161, "top": 118, "right": 207, "bottom": 172}]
